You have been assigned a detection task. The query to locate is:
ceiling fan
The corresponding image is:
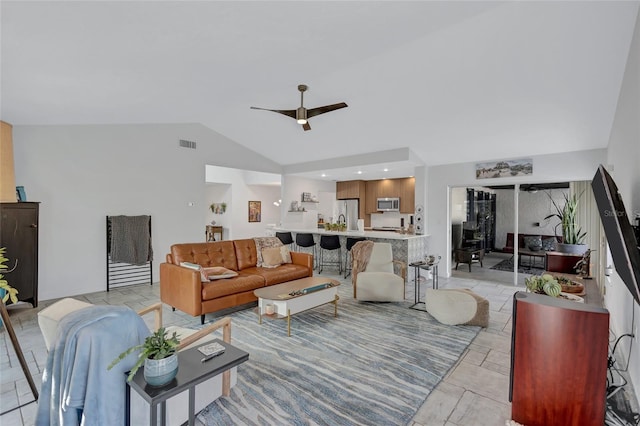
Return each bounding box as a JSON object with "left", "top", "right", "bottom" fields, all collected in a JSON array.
[{"left": 250, "top": 84, "right": 347, "bottom": 131}]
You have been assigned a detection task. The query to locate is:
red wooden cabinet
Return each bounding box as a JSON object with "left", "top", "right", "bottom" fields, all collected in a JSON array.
[{"left": 510, "top": 292, "right": 609, "bottom": 426}]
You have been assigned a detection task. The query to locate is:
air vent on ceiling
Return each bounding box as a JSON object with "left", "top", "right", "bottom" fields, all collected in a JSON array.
[{"left": 179, "top": 139, "right": 197, "bottom": 149}]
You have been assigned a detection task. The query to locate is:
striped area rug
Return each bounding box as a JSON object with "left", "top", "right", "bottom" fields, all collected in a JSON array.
[{"left": 198, "top": 282, "right": 480, "bottom": 425}]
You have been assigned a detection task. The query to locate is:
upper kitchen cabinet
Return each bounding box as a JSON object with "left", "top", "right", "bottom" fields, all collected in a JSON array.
[
  {"left": 398, "top": 177, "right": 415, "bottom": 213},
  {"left": 336, "top": 180, "right": 365, "bottom": 200},
  {"left": 365, "top": 177, "right": 415, "bottom": 214}
]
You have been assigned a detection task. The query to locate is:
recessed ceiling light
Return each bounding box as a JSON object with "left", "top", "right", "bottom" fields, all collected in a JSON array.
[
  {"left": 321, "top": 173, "right": 327, "bottom": 177},
  {"left": 356, "top": 171, "right": 363, "bottom": 175},
  {"left": 383, "top": 168, "right": 389, "bottom": 172}
]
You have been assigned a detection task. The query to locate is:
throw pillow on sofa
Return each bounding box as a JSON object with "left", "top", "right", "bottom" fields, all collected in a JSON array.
[
  {"left": 203, "top": 266, "right": 238, "bottom": 280},
  {"left": 254, "top": 237, "right": 284, "bottom": 267},
  {"left": 180, "top": 261, "right": 210, "bottom": 282},
  {"left": 542, "top": 237, "right": 557, "bottom": 251},
  {"left": 523, "top": 236, "right": 542, "bottom": 250},
  {"left": 261, "top": 246, "right": 292, "bottom": 268}
]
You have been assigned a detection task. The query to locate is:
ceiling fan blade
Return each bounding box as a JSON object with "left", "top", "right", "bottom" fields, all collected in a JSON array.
[
  {"left": 302, "top": 122, "right": 311, "bottom": 131},
  {"left": 250, "top": 106, "right": 296, "bottom": 119},
  {"left": 306, "top": 102, "right": 348, "bottom": 119}
]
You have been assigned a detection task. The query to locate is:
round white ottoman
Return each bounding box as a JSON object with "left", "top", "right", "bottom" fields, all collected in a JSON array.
[{"left": 425, "top": 288, "right": 489, "bottom": 327}]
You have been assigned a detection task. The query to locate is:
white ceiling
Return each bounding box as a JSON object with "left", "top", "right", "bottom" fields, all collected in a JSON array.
[{"left": 1, "top": 1, "right": 638, "bottom": 181}]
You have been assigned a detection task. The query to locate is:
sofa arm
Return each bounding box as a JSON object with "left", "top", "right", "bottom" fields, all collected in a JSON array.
[
  {"left": 160, "top": 263, "right": 203, "bottom": 316},
  {"left": 290, "top": 251, "right": 313, "bottom": 276}
]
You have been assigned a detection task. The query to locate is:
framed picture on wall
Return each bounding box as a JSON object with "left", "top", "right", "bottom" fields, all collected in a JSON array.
[{"left": 248, "top": 201, "right": 261, "bottom": 222}]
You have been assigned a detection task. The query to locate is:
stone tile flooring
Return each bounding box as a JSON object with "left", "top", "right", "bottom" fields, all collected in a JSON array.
[{"left": 0, "top": 266, "right": 634, "bottom": 425}]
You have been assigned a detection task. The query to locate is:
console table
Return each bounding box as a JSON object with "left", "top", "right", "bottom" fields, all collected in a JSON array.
[
  {"left": 205, "top": 225, "right": 223, "bottom": 242},
  {"left": 125, "top": 339, "right": 248, "bottom": 426}
]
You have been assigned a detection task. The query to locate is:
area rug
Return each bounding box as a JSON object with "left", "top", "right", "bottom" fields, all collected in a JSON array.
[
  {"left": 490, "top": 257, "right": 544, "bottom": 273},
  {"left": 197, "top": 283, "right": 481, "bottom": 425}
]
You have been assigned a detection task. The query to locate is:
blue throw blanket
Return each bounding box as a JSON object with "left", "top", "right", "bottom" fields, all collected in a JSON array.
[{"left": 36, "top": 305, "right": 150, "bottom": 426}]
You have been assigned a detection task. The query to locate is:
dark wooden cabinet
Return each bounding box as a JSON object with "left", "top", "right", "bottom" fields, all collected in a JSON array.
[
  {"left": 510, "top": 292, "right": 609, "bottom": 426},
  {"left": 0, "top": 202, "right": 39, "bottom": 307}
]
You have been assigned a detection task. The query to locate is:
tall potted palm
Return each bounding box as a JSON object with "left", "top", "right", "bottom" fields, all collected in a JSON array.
[{"left": 544, "top": 191, "right": 587, "bottom": 254}]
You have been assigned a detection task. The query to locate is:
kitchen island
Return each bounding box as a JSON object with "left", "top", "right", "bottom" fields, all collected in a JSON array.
[{"left": 271, "top": 227, "right": 430, "bottom": 267}]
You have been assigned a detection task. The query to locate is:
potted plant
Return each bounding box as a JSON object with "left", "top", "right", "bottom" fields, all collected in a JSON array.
[
  {"left": 525, "top": 274, "right": 562, "bottom": 297},
  {"left": 544, "top": 191, "right": 587, "bottom": 254},
  {"left": 0, "top": 247, "right": 19, "bottom": 305},
  {"left": 108, "top": 327, "right": 180, "bottom": 386}
]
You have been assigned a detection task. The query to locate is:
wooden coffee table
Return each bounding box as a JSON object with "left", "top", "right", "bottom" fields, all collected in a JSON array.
[{"left": 254, "top": 276, "right": 340, "bottom": 336}]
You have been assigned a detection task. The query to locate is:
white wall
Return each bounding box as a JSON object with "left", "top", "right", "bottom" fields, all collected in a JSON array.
[
  {"left": 281, "top": 175, "right": 336, "bottom": 229},
  {"left": 490, "top": 187, "right": 570, "bottom": 249},
  {"left": 12, "top": 123, "right": 281, "bottom": 301},
  {"left": 604, "top": 9, "right": 640, "bottom": 401},
  {"left": 427, "top": 148, "right": 607, "bottom": 273},
  {"left": 205, "top": 166, "right": 281, "bottom": 239}
]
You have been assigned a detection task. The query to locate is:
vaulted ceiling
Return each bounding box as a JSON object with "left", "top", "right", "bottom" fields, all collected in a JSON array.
[{"left": 2, "top": 1, "right": 638, "bottom": 179}]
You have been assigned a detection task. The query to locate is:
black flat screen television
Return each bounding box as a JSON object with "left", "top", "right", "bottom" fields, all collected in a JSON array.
[{"left": 591, "top": 164, "right": 640, "bottom": 305}]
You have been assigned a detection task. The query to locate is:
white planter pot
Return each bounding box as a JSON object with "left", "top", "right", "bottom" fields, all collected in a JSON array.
[
  {"left": 144, "top": 353, "right": 178, "bottom": 387},
  {"left": 556, "top": 243, "right": 588, "bottom": 255}
]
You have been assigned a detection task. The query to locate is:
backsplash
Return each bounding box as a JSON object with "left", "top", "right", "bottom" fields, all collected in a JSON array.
[{"left": 370, "top": 212, "right": 412, "bottom": 228}]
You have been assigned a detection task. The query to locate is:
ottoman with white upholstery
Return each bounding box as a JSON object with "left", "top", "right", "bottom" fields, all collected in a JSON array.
[{"left": 425, "top": 288, "right": 489, "bottom": 327}]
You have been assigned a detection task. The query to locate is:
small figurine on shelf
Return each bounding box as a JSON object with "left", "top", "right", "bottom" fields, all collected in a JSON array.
[{"left": 574, "top": 249, "right": 593, "bottom": 279}]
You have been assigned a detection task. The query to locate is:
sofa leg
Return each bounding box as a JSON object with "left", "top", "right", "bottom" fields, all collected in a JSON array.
[
  {"left": 468, "top": 263, "right": 472, "bottom": 272},
  {"left": 172, "top": 307, "right": 175, "bottom": 312},
  {"left": 455, "top": 263, "right": 459, "bottom": 270},
  {"left": 201, "top": 314, "right": 205, "bottom": 325}
]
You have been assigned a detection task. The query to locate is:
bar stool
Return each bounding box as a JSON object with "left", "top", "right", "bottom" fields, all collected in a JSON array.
[
  {"left": 318, "top": 235, "right": 342, "bottom": 274},
  {"left": 275, "top": 232, "right": 294, "bottom": 250},
  {"left": 344, "top": 237, "right": 366, "bottom": 278},
  {"left": 295, "top": 233, "right": 317, "bottom": 269}
]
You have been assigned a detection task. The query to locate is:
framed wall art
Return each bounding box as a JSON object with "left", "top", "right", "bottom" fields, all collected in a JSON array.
[
  {"left": 248, "top": 201, "right": 261, "bottom": 222},
  {"left": 476, "top": 158, "right": 533, "bottom": 180}
]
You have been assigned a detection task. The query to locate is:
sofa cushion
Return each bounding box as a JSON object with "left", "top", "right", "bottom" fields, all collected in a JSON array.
[
  {"left": 201, "top": 273, "right": 265, "bottom": 300},
  {"left": 233, "top": 239, "right": 259, "bottom": 270},
  {"left": 171, "top": 241, "right": 238, "bottom": 271},
  {"left": 242, "top": 264, "right": 311, "bottom": 286},
  {"left": 253, "top": 237, "right": 283, "bottom": 267}
]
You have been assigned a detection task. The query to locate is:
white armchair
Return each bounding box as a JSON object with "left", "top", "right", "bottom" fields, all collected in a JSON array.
[{"left": 354, "top": 243, "right": 406, "bottom": 302}]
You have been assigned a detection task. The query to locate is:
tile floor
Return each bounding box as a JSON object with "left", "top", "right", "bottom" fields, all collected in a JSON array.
[{"left": 0, "top": 255, "right": 635, "bottom": 425}]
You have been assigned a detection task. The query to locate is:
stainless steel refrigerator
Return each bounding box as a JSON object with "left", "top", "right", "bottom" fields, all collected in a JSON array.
[{"left": 337, "top": 199, "right": 359, "bottom": 231}]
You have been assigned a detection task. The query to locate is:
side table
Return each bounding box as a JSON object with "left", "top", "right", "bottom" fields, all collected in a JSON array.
[
  {"left": 125, "top": 339, "right": 249, "bottom": 426},
  {"left": 206, "top": 225, "right": 223, "bottom": 242},
  {"left": 409, "top": 261, "right": 439, "bottom": 311}
]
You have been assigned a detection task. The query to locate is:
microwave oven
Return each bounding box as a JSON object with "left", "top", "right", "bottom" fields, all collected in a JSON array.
[{"left": 377, "top": 198, "right": 400, "bottom": 212}]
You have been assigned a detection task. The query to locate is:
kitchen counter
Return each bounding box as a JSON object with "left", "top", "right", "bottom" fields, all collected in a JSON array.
[
  {"left": 273, "top": 227, "right": 429, "bottom": 241},
  {"left": 271, "top": 228, "right": 430, "bottom": 268}
]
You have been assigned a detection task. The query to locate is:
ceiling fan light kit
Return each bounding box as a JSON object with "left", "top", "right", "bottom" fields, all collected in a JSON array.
[{"left": 251, "top": 84, "right": 347, "bottom": 131}]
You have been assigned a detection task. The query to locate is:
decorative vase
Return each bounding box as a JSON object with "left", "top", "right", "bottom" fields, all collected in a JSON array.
[
  {"left": 556, "top": 243, "right": 588, "bottom": 255},
  {"left": 144, "top": 353, "right": 178, "bottom": 386}
]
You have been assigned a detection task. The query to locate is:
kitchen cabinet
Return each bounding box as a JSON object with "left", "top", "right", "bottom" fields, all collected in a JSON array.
[
  {"left": 336, "top": 180, "right": 365, "bottom": 200},
  {"left": 398, "top": 177, "right": 415, "bottom": 213},
  {"left": 364, "top": 177, "right": 415, "bottom": 214},
  {"left": 0, "top": 202, "right": 39, "bottom": 307},
  {"left": 365, "top": 180, "right": 379, "bottom": 214}
]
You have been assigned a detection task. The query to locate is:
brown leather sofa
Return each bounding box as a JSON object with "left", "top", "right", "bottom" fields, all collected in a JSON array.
[{"left": 160, "top": 239, "right": 313, "bottom": 324}]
